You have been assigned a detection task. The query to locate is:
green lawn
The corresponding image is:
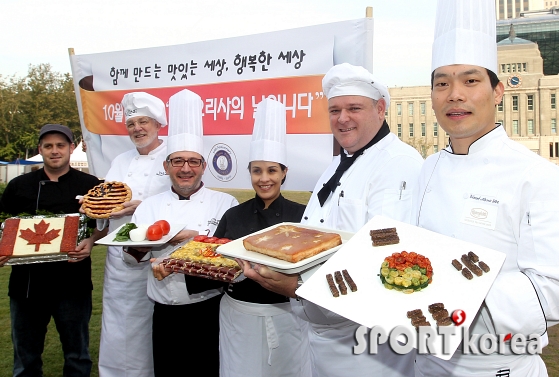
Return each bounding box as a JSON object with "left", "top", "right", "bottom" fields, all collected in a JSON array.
[{"left": 0, "top": 189, "right": 557, "bottom": 376}]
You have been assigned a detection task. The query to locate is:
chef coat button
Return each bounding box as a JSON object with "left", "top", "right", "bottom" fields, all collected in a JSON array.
[
  {"left": 463, "top": 193, "right": 469, "bottom": 199},
  {"left": 483, "top": 158, "right": 489, "bottom": 164},
  {"left": 451, "top": 234, "right": 456, "bottom": 238},
  {"left": 135, "top": 156, "right": 139, "bottom": 160},
  {"left": 304, "top": 216, "right": 308, "bottom": 220},
  {"left": 253, "top": 210, "right": 258, "bottom": 214},
  {"left": 275, "top": 213, "right": 280, "bottom": 217},
  {"left": 151, "top": 157, "right": 155, "bottom": 160},
  {"left": 128, "top": 173, "right": 132, "bottom": 177},
  {"left": 337, "top": 182, "right": 341, "bottom": 186},
  {"left": 200, "top": 295, "right": 205, "bottom": 299},
  {"left": 144, "top": 173, "right": 148, "bottom": 176},
  {"left": 320, "top": 219, "right": 324, "bottom": 223},
  {"left": 426, "top": 186, "right": 432, "bottom": 193},
  {"left": 198, "top": 224, "right": 201, "bottom": 226},
  {"left": 322, "top": 183, "right": 326, "bottom": 186},
  {"left": 167, "top": 203, "right": 171, "bottom": 206},
  {"left": 138, "top": 192, "right": 142, "bottom": 196}
]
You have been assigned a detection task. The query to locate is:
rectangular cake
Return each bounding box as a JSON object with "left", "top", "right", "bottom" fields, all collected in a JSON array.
[
  {"left": 0, "top": 216, "right": 80, "bottom": 257},
  {"left": 243, "top": 225, "right": 342, "bottom": 263}
]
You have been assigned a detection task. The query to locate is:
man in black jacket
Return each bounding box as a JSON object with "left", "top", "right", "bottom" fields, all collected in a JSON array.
[{"left": 0, "top": 124, "right": 106, "bottom": 377}]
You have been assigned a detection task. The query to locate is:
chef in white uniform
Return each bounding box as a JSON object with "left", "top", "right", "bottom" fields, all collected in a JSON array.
[
  {"left": 127, "top": 88, "right": 237, "bottom": 377},
  {"left": 99, "top": 92, "right": 170, "bottom": 377},
  {"left": 414, "top": 1, "right": 559, "bottom": 376},
  {"left": 243, "top": 63, "right": 423, "bottom": 377}
]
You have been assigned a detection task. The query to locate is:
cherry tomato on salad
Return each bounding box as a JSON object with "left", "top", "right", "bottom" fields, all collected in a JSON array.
[
  {"left": 153, "top": 220, "right": 170, "bottom": 235},
  {"left": 204, "top": 237, "right": 219, "bottom": 244},
  {"left": 147, "top": 224, "right": 163, "bottom": 241},
  {"left": 193, "top": 235, "right": 208, "bottom": 242}
]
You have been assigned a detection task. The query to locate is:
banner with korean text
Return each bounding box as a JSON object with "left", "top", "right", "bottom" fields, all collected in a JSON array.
[{"left": 70, "top": 18, "right": 373, "bottom": 190}]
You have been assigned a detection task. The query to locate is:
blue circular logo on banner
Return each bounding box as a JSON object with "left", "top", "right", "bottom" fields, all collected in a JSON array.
[{"left": 207, "top": 143, "right": 237, "bottom": 182}]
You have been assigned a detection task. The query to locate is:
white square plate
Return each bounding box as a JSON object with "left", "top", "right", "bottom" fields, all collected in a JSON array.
[
  {"left": 216, "top": 222, "right": 354, "bottom": 274},
  {"left": 95, "top": 223, "right": 185, "bottom": 247},
  {"left": 296, "top": 215, "right": 506, "bottom": 360}
]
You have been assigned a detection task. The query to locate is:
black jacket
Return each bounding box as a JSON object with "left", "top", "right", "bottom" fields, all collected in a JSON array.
[
  {"left": 0, "top": 168, "right": 101, "bottom": 298},
  {"left": 213, "top": 194, "right": 305, "bottom": 304}
]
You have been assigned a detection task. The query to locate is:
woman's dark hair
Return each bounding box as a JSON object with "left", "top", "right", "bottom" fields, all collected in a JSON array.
[
  {"left": 248, "top": 162, "right": 287, "bottom": 185},
  {"left": 430, "top": 68, "right": 500, "bottom": 90}
]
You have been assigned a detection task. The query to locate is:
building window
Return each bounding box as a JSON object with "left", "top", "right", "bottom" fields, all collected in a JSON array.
[
  {"left": 497, "top": 99, "right": 503, "bottom": 112},
  {"left": 433, "top": 122, "right": 438, "bottom": 137},
  {"left": 523, "top": 63, "right": 527, "bottom": 72},
  {"left": 527, "top": 95, "right": 534, "bottom": 111},
  {"left": 409, "top": 123, "right": 414, "bottom": 137},
  {"left": 408, "top": 103, "right": 413, "bottom": 116},
  {"left": 551, "top": 142, "right": 559, "bottom": 158},
  {"left": 528, "top": 119, "right": 534, "bottom": 134},
  {"left": 420, "top": 102, "right": 426, "bottom": 115},
  {"left": 552, "top": 119, "right": 557, "bottom": 134},
  {"left": 552, "top": 94, "right": 556, "bottom": 109},
  {"left": 421, "top": 123, "right": 426, "bottom": 137},
  {"left": 434, "top": 145, "right": 439, "bottom": 153},
  {"left": 501, "top": 64, "right": 506, "bottom": 73},
  {"left": 397, "top": 124, "right": 402, "bottom": 137},
  {"left": 512, "top": 96, "right": 518, "bottom": 111},
  {"left": 513, "top": 120, "right": 519, "bottom": 135},
  {"left": 397, "top": 103, "right": 402, "bottom": 116}
]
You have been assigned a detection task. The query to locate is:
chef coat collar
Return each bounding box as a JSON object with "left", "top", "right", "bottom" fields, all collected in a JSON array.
[
  {"left": 445, "top": 124, "right": 503, "bottom": 155},
  {"left": 134, "top": 139, "right": 166, "bottom": 156},
  {"left": 254, "top": 193, "right": 285, "bottom": 211},
  {"left": 170, "top": 182, "right": 204, "bottom": 200}
]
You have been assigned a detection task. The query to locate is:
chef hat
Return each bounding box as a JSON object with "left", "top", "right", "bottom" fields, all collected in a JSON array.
[
  {"left": 167, "top": 89, "right": 204, "bottom": 157},
  {"left": 122, "top": 92, "right": 167, "bottom": 126},
  {"left": 431, "top": 0, "right": 497, "bottom": 74},
  {"left": 322, "top": 63, "right": 390, "bottom": 109},
  {"left": 249, "top": 98, "right": 287, "bottom": 166}
]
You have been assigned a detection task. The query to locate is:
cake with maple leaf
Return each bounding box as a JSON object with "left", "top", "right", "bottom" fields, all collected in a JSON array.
[
  {"left": 0, "top": 216, "right": 80, "bottom": 257},
  {"left": 243, "top": 225, "right": 342, "bottom": 263}
]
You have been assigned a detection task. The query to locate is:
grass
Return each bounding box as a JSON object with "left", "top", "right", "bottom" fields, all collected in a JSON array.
[{"left": 0, "top": 189, "right": 557, "bottom": 376}]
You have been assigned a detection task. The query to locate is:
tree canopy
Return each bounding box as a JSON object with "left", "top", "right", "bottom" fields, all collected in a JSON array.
[{"left": 0, "top": 64, "right": 80, "bottom": 161}]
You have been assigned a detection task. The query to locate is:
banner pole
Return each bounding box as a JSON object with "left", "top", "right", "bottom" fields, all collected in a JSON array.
[{"left": 365, "top": 6, "right": 374, "bottom": 73}]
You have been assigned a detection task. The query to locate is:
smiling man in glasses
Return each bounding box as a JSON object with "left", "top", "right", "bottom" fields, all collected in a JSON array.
[{"left": 125, "top": 89, "right": 237, "bottom": 377}]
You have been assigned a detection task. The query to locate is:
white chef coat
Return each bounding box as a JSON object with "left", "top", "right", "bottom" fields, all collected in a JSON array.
[
  {"left": 292, "top": 132, "right": 424, "bottom": 377},
  {"left": 128, "top": 186, "right": 238, "bottom": 304},
  {"left": 414, "top": 126, "right": 559, "bottom": 377},
  {"left": 98, "top": 140, "right": 170, "bottom": 377}
]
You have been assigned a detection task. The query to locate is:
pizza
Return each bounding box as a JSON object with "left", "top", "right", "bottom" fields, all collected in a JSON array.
[
  {"left": 162, "top": 239, "right": 241, "bottom": 283},
  {"left": 243, "top": 225, "right": 342, "bottom": 263},
  {"left": 82, "top": 181, "right": 132, "bottom": 219},
  {"left": 0, "top": 215, "right": 80, "bottom": 257}
]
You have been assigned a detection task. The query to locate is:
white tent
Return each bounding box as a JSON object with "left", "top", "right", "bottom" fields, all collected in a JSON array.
[{"left": 27, "top": 142, "right": 89, "bottom": 170}]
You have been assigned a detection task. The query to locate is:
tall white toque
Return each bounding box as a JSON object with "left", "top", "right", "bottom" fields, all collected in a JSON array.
[
  {"left": 121, "top": 92, "right": 167, "bottom": 126},
  {"left": 431, "top": 0, "right": 498, "bottom": 74},
  {"left": 249, "top": 98, "right": 287, "bottom": 166},
  {"left": 167, "top": 89, "right": 204, "bottom": 156}
]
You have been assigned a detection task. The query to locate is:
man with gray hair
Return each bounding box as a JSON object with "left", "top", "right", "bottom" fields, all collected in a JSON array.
[
  {"left": 244, "top": 63, "right": 423, "bottom": 376},
  {"left": 98, "top": 92, "right": 170, "bottom": 377}
]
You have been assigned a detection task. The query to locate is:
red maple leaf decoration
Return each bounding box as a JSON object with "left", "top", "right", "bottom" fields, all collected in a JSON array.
[{"left": 19, "top": 220, "right": 61, "bottom": 252}]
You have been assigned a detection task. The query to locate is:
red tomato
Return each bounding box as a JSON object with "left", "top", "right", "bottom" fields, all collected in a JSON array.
[
  {"left": 147, "top": 225, "right": 163, "bottom": 241},
  {"left": 154, "top": 220, "right": 170, "bottom": 235},
  {"left": 204, "top": 237, "right": 219, "bottom": 244},
  {"left": 193, "top": 235, "right": 208, "bottom": 242},
  {"left": 214, "top": 238, "right": 231, "bottom": 244}
]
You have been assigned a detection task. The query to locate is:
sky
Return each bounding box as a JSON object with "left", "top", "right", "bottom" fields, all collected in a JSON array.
[{"left": 0, "top": 0, "right": 437, "bottom": 87}]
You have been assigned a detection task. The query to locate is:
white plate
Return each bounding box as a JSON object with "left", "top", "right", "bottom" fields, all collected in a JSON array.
[
  {"left": 296, "top": 215, "right": 506, "bottom": 360},
  {"left": 95, "top": 223, "right": 185, "bottom": 247},
  {"left": 216, "top": 222, "right": 354, "bottom": 274}
]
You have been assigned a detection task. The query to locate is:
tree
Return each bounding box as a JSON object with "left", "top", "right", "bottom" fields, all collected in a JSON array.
[
  {"left": 0, "top": 64, "right": 80, "bottom": 160},
  {"left": 405, "top": 137, "right": 433, "bottom": 159}
]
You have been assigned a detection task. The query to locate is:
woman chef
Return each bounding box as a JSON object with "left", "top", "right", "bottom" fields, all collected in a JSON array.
[{"left": 215, "top": 98, "right": 311, "bottom": 377}]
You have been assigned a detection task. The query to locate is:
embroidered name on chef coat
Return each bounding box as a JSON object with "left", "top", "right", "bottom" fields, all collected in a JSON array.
[{"left": 460, "top": 193, "right": 499, "bottom": 230}]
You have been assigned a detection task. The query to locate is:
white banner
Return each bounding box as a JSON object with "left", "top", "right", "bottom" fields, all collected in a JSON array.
[{"left": 70, "top": 18, "right": 373, "bottom": 190}]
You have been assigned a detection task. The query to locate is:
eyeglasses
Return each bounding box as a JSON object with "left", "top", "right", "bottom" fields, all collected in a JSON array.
[{"left": 167, "top": 157, "right": 204, "bottom": 167}]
